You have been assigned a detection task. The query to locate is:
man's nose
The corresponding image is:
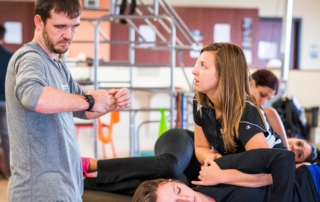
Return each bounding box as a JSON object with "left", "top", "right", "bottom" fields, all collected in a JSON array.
[{"left": 63, "top": 28, "right": 73, "bottom": 39}]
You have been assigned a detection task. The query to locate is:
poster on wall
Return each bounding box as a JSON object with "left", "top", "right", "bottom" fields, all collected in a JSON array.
[
  {"left": 258, "top": 41, "right": 278, "bottom": 59},
  {"left": 189, "top": 29, "right": 203, "bottom": 58},
  {"left": 4, "top": 21, "right": 22, "bottom": 44},
  {"left": 242, "top": 18, "right": 252, "bottom": 65},
  {"left": 310, "top": 45, "right": 318, "bottom": 59},
  {"left": 213, "top": 24, "right": 230, "bottom": 43},
  {"left": 138, "top": 25, "right": 156, "bottom": 47}
]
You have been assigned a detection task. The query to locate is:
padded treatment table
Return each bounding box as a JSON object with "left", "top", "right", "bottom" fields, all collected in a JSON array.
[{"left": 82, "top": 189, "right": 132, "bottom": 202}]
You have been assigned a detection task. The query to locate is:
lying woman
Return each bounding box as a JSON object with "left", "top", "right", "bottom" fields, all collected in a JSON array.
[
  {"left": 132, "top": 148, "right": 320, "bottom": 202},
  {"left": 82, "top": 128, "right": 319, "bottom": 196}
]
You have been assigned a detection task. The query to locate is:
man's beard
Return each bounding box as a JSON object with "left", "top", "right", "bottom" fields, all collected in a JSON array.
[{"left": 43, "top": 28, "right": 70, "bottom": 54}]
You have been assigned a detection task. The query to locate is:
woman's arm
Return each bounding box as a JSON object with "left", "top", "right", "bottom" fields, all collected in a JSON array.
[
  {"left": 194, "top": 123, "right": 221, "bottom": 164},
  {"left": 245, "top": 132, "right": 270, "bottom": 150},
  {"left": 193, "top": 133, "right": 271, "bottom": 187},
  {"left": 264, "top": 107, "right": 289, "bottom": 149},
  {"left": 215, "top": 133, "right": 272, "bottom": 186},
  {"left": 192, "top": 158, "right": 273, "bottom": 187}
]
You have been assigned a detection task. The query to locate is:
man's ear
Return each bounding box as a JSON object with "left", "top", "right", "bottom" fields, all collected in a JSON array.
[{"left": 34, "top": 15, "right": 43, "bottom": 29}]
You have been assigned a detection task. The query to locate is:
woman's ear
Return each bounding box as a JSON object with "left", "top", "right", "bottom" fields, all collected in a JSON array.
[{"left": 249, "top": 79, "right": 256, "bottom": 88}]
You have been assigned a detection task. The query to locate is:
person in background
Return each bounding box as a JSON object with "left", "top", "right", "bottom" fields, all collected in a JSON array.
[
  {"left": 250, "top": 69, "right": 289, "bottom": 148},
  {"left": 0, "top": 24, "right": 12, "bottom": 177},
  {"left": 5, "top": 0, "right": 130, "bottom": 201},
  {"left": 288, "top": 137, "right": 320, "bottom": 167}
]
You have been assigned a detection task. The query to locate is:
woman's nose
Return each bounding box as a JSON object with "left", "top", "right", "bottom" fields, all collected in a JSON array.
[
  {"left": 177, "top": 195, "right": 192, "bottom": 202},
  {"left": 259, "top": 98, "right": 267, "bottom": 105},
  {"left": 192, "top": 66, "right": 198, "bottom": 75}
]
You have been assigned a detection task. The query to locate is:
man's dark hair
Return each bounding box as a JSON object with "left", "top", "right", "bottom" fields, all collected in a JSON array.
[
  {"left": 0, "top": 24, "right": 5, "bottom": 40},
  {"left": 34, "top": 0, "right": 81, "bottom": 24}
]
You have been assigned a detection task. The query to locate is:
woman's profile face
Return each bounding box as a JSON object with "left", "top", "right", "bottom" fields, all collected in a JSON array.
[
  {"left": 192, "top": 51, "right": 219, "bottom": 98},
  {"left": 288, "top": 138, "right": 312, "bottom": 163},
  {"left": 250, "top": 85, "right": 276, "bottom": 106},
  {"left": 156, "top": 181, "right": 201, "bottom": 202}
]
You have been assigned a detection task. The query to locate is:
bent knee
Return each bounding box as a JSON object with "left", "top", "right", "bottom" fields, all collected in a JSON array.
[{"left": 156, "top": 154, "right": 185, "bottom": 179}]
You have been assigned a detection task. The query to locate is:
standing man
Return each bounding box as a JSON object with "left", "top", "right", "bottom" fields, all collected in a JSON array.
[
  {"left": 5, "top": 0, "right": 130, "bottom": 201},
  {"left": 0, "top": 24, "right": 12, "bottom": 177}
]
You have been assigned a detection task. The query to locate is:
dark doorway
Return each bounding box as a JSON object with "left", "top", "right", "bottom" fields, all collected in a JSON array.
[{"left": 258, "top": 17, "right": 301, "bottom": 69}]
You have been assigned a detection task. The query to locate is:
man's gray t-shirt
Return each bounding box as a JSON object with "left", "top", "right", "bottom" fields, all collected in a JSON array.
[{"left": 5, "top": 42, "right": 87, "bottom": 202}]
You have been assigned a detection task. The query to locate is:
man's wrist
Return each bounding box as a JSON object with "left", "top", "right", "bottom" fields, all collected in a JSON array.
[{"left": 84, "top": 94, "right": 95, "bottom": 111}]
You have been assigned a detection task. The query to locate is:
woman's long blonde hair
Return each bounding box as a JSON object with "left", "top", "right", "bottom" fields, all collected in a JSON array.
[{"left": 195, "top": 43, "right": 262, "bottom": 153}]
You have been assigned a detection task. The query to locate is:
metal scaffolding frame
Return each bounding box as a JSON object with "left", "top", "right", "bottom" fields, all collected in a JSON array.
[
  {"left": 78, "top": 0, "right": 198, "bottom": 157},
  {"left": 70, "top": 0, "right": 295, "bottom": 158}
]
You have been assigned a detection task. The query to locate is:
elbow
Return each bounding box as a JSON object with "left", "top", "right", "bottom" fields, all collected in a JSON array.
[
  {"left": 155, "top": 154, "right": 184, "bottom": 179},
  {"left": 34, "top": 99, "right": 52, "bottom": 114},
  {"left": 194, "top": 148, "right": 205, "bottom": 164},
  {"left": 34, "top": 105, "right": 50, "bottom": 114}
]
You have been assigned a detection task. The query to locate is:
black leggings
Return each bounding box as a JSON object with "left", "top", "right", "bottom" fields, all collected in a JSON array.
[
  {"left": 84, "top": 129, "right": 197, "bottom": 195},
  {"left": 83, "top": 128, "right": 296, "bottom": 200}
]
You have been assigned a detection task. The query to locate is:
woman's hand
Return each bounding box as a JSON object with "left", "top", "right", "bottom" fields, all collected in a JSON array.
[
  {"left": 192, "top": 157, "right": 273, "bottom": 187},
  {"left": 191, "top": 158, "right": 223, "bottom": 186}
]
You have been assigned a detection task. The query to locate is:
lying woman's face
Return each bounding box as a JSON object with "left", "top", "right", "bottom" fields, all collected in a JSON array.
[
  {"left": 288, "top": 138, "right": 312, "bottom": 163},
  {"left": 156, "top": 180, "right": 201, "bottom": 202}
]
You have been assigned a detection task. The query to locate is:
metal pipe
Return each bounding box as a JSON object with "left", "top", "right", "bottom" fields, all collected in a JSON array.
[
  {"left": 153, "top": 0, "right": 159, "bottom": 16},
  {"left": 109, "top": 0, "right": 115, "bottom": 16},
  {"left": 93, "top": 20, "right": 100, "bottom": 159},
  {"left": 280, "top": 0, "right": 294, "bottom": 95},
  {"left": 135, "top": 8, "right": 167, "bottom": 42},
  {"left": 129, "top": 27, "right": 136, "bottom": 157},
  {"left": 90, "top": 21, "right": 110, "bottom": 41},
  {"left": 161, "top": 0, "right": 197, "bottom": 45},
  {"left": 169, "top": 16, "right": 176, "bottom": 129}
]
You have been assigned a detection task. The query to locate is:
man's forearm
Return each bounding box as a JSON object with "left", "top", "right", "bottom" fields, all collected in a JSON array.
[
  {"left": 85, "top": 102, "right": 117, "bottom": 119},
  {"left": 35, "top": 86, "right": 88, "bottom": 114}
]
